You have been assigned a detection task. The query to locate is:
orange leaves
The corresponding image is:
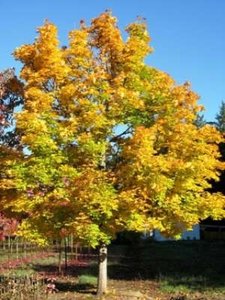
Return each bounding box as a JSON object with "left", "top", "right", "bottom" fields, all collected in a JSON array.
[
  {"left": 24, "top": 87, "right": 53, "bottom": 112},
  {"left": 58, "top": 83, "right": 77, "bottom": 108},
  {"left": 90, "top": 12, "right": 124, "bottom": 67},
  {"left": 15, "top": 21, "right": 69, "bottom": 85},
  {"left": 14, "top": 44, "right": 36, "bottom": 65},
  {"left": 37, "top": 21, "right": 59, "bottom": 48},
  {"left": 116, "top": 101, "right": 225, "bottom": 236},
  {"left": 122, "top": 126, "right": 157, "bottom": 162},
  {"left": 122, "top": 22, "right": 152, "bottom": 84},
  {"left": 35, "top": 22, "right": 69, "bottom": 82},
  {"left": 66, "top": 28, "right": 92, "bottom": 74}
]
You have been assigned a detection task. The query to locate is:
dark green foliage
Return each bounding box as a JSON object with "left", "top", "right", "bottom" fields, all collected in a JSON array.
[
  {"left": 210, "top": 101, "right": 225, "bottom": 193},
  {"left": 216, "top": 101, "right": 225, "bottom": 133},
  {"left": 194, "top": 113, "right": 206, "bottom": 128}
]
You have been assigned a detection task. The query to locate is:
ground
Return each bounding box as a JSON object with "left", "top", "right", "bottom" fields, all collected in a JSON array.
[{"left": 0, "top": 239, "right": 224, "bottom": 299}]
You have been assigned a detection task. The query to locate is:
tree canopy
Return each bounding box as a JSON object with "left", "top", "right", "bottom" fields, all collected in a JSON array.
[{"left": 3, "top": 11, "right": 225, "bottom": 247}]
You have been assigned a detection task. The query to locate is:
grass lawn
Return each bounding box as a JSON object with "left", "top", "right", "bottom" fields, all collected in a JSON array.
[{"left": 0, "top": 240, "right": 224, "bottom": 299}]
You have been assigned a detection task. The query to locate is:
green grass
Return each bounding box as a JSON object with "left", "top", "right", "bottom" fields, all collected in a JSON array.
[
  {"left": 2, "top": 268, "right": 36, "bottom": 278},
  {"left": 78, "top": 274, "right": 97, "bottom": 287}
]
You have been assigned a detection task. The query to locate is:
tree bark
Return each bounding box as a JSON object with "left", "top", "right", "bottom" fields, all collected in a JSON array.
[
  {"left": 97, "top": 244, "right": 107, "bottom": 297},
  {"left": 64, "top": 237, "right": 68, "bottom": 272},
  {"left": 58, "top": 239, "right": 62, "bottom": 274}
]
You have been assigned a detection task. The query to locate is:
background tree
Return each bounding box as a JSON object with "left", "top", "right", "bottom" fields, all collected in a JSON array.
[
  {"left": 0, "top": 68, "right": 23, "bottom": 145},
  {"left": 0, "top": 212, "right": 18, "bottom": 241},
  {"left": 216, "top": 101, "right": 225, "bottom": 133},
  {"left": 0, "top": 69, "right": 23, "bottom": 217},
  {"left": 209, "top": 101, "right": 225, "bottom": 194},
  {"left": 215, "top": 102, "right": 225, "bottom": 168},
  {"left": 4, "top": 12, "right": 225, "bottom": 296},
  {"left": 200, "top": 101, "right": 225, "bottom": 234},
  {"left": 194, "top": 112, "right": 206, "bottom": 128}
]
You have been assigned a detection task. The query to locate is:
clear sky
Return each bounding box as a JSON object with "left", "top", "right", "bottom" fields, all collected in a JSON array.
[{"left": 0, "top": 0, "right": 224, "bottom": 121}]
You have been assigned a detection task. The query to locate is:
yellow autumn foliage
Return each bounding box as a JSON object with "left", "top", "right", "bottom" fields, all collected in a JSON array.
[{"left": 2, "top": 11, "right": 224, "bottom": 247}]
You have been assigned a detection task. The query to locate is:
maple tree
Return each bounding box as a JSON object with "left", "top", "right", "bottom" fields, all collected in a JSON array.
[{"left": 4, "top": 12, "right": 225, "bottom": 295}]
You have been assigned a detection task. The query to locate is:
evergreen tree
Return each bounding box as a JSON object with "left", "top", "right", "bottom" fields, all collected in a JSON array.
[
  {"left": 210, "top": 101, "right": 225, "bottom": 193},
  {"left": 194, "top": 113, "right": 206, "bottom": 128},
  {"left": 216, "top": 101, "right": 225, "bottom": 133}
]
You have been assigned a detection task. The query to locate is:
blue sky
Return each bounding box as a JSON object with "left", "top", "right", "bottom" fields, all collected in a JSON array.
[{"left": 1, "top": 0, "right": 225, "bottom": 121}]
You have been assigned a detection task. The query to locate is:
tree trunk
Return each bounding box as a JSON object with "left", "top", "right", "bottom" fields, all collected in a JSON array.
[
  {"left": 16, "top": 237, "right": 19, "bottom": 259},
  {"left": 64, "top": 237, "right": 68, "bottom": 272},
  {"left": 70, "top": 234, "right": 74, "bottom": 255},
  {"left": 58, "top": 240, "right": 62, "bottom": 274},
  {"left": 97, "top": 244, "right": 107, "bottom": 297}
]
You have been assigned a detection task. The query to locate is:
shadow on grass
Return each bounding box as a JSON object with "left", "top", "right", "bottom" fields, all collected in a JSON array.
[
  {"left": 54, "top": 281, "right": 96, "bottom": 295},
  {"left": 107, "top": 241, "right": 225, "bottom": 292},
  {"left": 31, "top": 241, "right": 225, "bottom": 294},
  {"left": 32, "top": 260, "right": 98, "bottom": 276}
]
